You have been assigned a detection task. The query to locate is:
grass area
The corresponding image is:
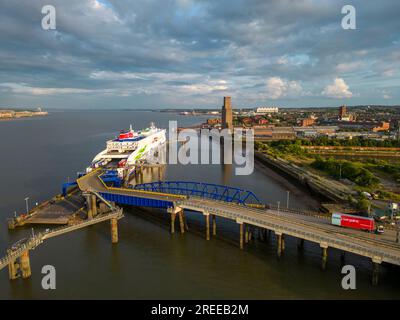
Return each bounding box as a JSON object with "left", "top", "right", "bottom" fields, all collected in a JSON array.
[{"left": 255, "top": 139, "right": 400, "bottom": 206}]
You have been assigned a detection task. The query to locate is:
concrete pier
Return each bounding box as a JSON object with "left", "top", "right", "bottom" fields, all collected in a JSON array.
[
  {"left": 212, "top": 214, "right": 216, "bottom": 236},
  {"left": 239, "top": 223, "right": 244, "bottom": 249},
  {"left": 178, "top": 210, "right": 185, "bottom": 234},
  {"left": 86, "top": 194, "right": 93, "bottom": 220},
  {"left": 245, "top": 225, "right": 249, "bottom": 244},
  {"left": 8, "top": 259, "right": 19, "bottom": 280},
  {"left": 372, "top": 258, "right": 381, "bottom": 286},
  {"left": 205, "top": 214, "right": 210, "bottom": 240},
  {"left": 276, "top": 232, "right": 282, "bottom": 257},
  {"left": 20, "top": 250, "right": 31, "bottom": 279},
  {"left": 91, "top": 195, "right": 97, "bottom": 217},
  {"left": 111, "top": 218, "right": 118, "bottom": 244},
  {"left": 321, "top": 244, "right": 328, "bottom": 270},
  {"left": 170, "top": 212, "right": 176, "bottom": 234},
  {"left": 297, "top": 238, "right": 304, "bottom": 250}
]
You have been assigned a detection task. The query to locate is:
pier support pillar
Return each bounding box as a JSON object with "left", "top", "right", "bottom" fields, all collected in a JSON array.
[
  {"left": 205, "top": 214, "right": 210, "bottom": 241},
  {"left": 239, "top": 223, "right": 244, "bottom": 249},
  {"left": 183, "top": 211, "right": 189, "bottom": 231},
  {"left": 91, "top": 195, "right": 97, "bottom": 217},
  {"left": 86, "top": 195, "right": 93, "bottom": 220},
  {"left": 281, "top": 234, "right": 285, "bottom": 252},
  {"left": 372, "top": 258, "right": 381, "bottom": 286},
  {"left": 212, "top": 215, "right": 216, "bottom": 236},
  {"left": 340, "top": 252, "right": 346, "bottom": 265},
  {"left": 178, "top": 210, "right": 185, "bottom": 234},
  {"left": 320, "top": 243, "right": 328, "bottom": 270},
  {"left": 170, "top": 212, "right": 176, "bottom": 234},
  {"left": 297, "top": 238, "right": 304, "bottom": 250},
  {"left": 258, "top": 228, "right": 264, "bottom": 241},
  {"left": 8, "top": 259, "right": 19, "bottom": 280},
  {"left": 111, "top": 218, "right": 118, "bottom": 244},
  {"left": 276, "top": 232, "right": 282, "bottom": 258},
  {"left": 20, "top": 250, "right": 31, "bottom": 279},
  {"left": 245, "top": 225, "right": 249, "bottom": 244}
]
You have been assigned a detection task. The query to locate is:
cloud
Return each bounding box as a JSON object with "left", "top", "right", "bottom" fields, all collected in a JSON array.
[
  {"left": 321, "top": 78, "right": 353, "bottom": 99},
  {"left": 0, "top": 83, "right": 95, "bottom": 95},
  {"left": 0, "top": 0, "right": 399, "bottom": 108},
  {"left": 265, "top": 77, "right": 304, "bottom": 99},
  {"left": 336, "top": 61, "right": 364, "bottom": 73}
]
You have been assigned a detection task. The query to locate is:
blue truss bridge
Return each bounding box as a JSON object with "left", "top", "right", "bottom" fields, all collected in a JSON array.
[{"left": 132, "top": 181, "right": 262, "bottom": 206}]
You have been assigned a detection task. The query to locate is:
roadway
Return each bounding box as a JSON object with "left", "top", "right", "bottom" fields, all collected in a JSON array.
[{"left": 77, "top": 169, "right": 400, "bottom": 266}]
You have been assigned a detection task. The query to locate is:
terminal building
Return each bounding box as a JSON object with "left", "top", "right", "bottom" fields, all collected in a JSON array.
[{"left": 255, "top": 107, "right": 279, "bottom": 114}]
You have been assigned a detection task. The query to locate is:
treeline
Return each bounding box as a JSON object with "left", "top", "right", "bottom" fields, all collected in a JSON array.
[
  {"left": 312, "top": 157, "right": 379, "bottom": 187},
  {"left": 257, "top": 138, "right": 400, "bottom": 151},
  {"left": 299, "top": 137, "right": 400, "bottom": 148}
]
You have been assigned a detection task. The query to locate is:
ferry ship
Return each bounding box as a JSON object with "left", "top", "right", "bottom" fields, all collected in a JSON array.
[{"left": 87, "top": 123, "right": 166, "bottom": 180}]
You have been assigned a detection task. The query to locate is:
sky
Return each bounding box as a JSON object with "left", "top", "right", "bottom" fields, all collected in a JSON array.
[{"left": 0, "top": 0, "right": 399, "bottom": 109}]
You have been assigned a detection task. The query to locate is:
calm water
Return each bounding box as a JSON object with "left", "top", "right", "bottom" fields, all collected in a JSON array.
[{"left": 0, "top": 110, "right": 399, "bottom": 299}]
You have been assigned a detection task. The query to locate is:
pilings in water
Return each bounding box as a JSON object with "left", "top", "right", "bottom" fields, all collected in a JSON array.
[
  {"left": 85, "top": 193, "right": 99, "bottom": 219},
  {"left": 239, "top": 223, "right": 244, "bottom": 249},
  {"left": 20, "top": 250, "right": 31, "bottom": 278},
  {"left": 170, "top": 212, "right": 176, "bottom": 234},
  {"left": 168, "top": 207, "right": 187, "bottom": 235},
  {"left": 85, "top": 194, "right": 93, "bottom": 220},
  {"left": 8, "top": 258, "right": 19, "bottom": 280},
  {"left": 276, "top": 232, "right": 285, "bottom": 258},
  {"left": 297, "top": 238, "right": 304, "bottom": 251},
  {"left": 91, "top": 195, "right": 97, "bottom": 217},
  {"left": 372, "top": 258, "right": 381, "bottom": 286},
  {"left": 205, "top": 213, "right": 210, "bottom": 241},
  {"left": 212, "top": 214, "right": 217, "bottom": 237},
  {"left": 320, "top": 243, "right": 328, "bottom": 270},
  {"left": 110, "top": 218, "right": 118, "bottom": 244},
  {"left": 178, "top": 210, "right": 185, "bottom": 234},
  {"left": 8, "top": 250, "right": 31, "bottom": 280}
]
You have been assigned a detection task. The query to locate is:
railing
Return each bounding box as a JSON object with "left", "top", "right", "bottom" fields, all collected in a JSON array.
[
  {"left": 177, "top": 199, "right": 400, "bottom": 265},
  {"left": 134, "top": 181, "right": 262, "bottom": 206}
]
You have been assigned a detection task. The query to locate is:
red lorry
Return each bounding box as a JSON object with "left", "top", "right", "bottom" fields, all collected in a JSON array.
[{"left": 331, "top": 213, "right": 384, "bottom": 234}]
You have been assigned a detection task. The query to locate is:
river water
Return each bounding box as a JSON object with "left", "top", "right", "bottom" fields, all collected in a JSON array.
[{"left": 0, "top": 110, "right": 399, "bottom": 299}]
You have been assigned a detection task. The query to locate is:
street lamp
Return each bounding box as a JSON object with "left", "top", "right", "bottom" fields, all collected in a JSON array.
[{"left": 24, "top": 197, "right": 30, "bottom": 214}]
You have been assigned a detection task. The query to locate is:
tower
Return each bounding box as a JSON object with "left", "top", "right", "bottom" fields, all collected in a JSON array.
[
  {"left": 339, "top": 105, "right": 347, "bottom": 119},
  {"left": 222, "top": 96, "right": 233, "bottom": 132}
]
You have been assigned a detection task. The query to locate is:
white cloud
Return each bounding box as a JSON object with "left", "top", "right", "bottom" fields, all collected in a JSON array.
[
  {"left": 265, "top": 77, "right": 304, "bottom": 99},
  {"left": 0, "top": 83, "right": 95, "bottom": 95},
  {"left": 321, "top": 78, "right": 353, "bottom": 99},
  {"left": 336, "top": 61, "right": 364, "bottom": 73}
]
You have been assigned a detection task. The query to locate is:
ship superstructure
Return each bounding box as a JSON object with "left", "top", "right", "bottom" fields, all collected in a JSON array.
[{"left": 87, "top": 123, "right": 166, "bottom": 180}]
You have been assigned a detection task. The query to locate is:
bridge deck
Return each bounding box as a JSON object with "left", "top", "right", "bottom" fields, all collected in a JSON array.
[
  {"left": 178, "top": 198, "right": 400, "bottom": 266},
  {"left": 0, "top": 209, "right": 123, "bottom": 271},
  {"left": 77, "top": 169, "right": 400, "bottom": 266}
]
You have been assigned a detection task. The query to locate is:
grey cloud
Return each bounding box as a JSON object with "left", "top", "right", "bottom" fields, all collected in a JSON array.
[{"left": 0, "top": 0, "right": 399, "bottom": 108}]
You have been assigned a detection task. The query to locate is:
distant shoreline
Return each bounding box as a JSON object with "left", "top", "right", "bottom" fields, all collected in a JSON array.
[{"left": 0, "top": 110, "right": 49, "bottom": 121}]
